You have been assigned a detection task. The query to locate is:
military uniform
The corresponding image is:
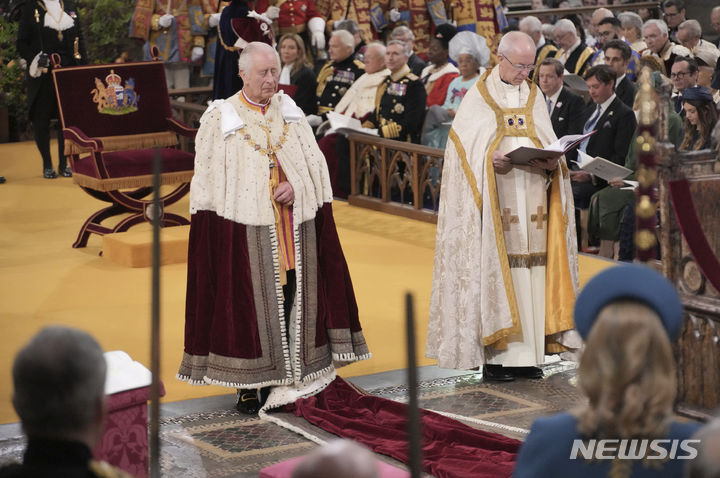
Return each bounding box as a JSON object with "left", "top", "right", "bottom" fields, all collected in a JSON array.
[
  {"left": 316, "top": 56, "right": 365, "bottom": 116},
  {"left": 16, "top": 0, "right": 86, "bottom": 176},
  {"left": 0, "top": 438, "right": 134, "bottom": 478},
  {"left": 367, "top": 65, "right": 426, "bottom": 143},
  {"left": 256, "top": 0, "right": 323, "bottom": 35}
]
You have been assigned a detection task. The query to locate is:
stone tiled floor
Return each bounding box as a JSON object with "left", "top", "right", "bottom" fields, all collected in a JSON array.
[{"left": 0, "top": 363, "right": 582, "bottom": 477}]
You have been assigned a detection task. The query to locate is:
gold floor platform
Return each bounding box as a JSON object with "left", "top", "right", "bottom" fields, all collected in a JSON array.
[{"left": 0, "top": 140, "right": 613, "bottom": 424}]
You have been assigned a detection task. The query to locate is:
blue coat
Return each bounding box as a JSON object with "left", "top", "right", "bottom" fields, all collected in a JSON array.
[{"left": 513, "top": 412, "right": 701, "bottom": 478}]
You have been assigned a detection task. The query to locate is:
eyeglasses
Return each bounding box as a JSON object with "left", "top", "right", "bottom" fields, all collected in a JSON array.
[
  {"left": 500, "top": 55, "right": 534, "bottom": 72},
  {"left": 670, "top": 71, "right": 689, "bottom": 79},
  {"left": 664, "top": 11, "right": 680, "bottom": 18}
]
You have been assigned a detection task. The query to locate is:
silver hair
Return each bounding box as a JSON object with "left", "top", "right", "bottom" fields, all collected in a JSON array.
[
  {"left": 554, "top": 18, "right": 577, "bottom": 37},
  {"left": 618, "top": 11, "right": 643, "bottom": 36},
  {"left": 542, "top": 23, "right": 555, "bottom": 41},
  {"left": 497, "top": 31, "right": 536, "bottom": 57},
  {"left": 364, "top": 41, "right": 386, "bottom": 58},
  {"left": 334, "top": 19, "right": 361, "bottom": 35},
  {"left": 331, "top": 29, "right": 355, "bottom": 49},
  {"left": 390, "top": 25, "right": 414, "bottom": 41},
  {"left": 12, "top": 326, "right": 106, "bottom": 437},
  {"left": 685, "top": 419, "right": 720, "bottom": 478},
  {"left": 519, "top": 16, "right": 542, "bottom": 34},
  {"left": 643, "top": 19, "right": 669, "bottom": 37},
  {"left": 238, "top": 42, "right": 281, "bottom": 73},
  {"left": 291, "top": 439, "right": 380, "bottom": 478},
  {"left": 387, "top": 39, "right": 410, "bottom": 57},
  {"left": 678, "top": 19, "right": 702, "bottom": 39}
]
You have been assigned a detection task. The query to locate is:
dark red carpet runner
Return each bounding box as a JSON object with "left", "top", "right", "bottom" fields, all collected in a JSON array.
[{"left": 286, "top": 377, "right": 520, "bottom": 478}]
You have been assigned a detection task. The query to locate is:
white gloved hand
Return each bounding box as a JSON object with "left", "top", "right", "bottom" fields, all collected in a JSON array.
[
  {"left": 158, "top": 13, "right": 174, "bottom": 28},
  {"left": 247, "top": 10, "right": 273, "bottom": 25},
  {"left": 308, "top": 16, "right": 326, "bottom": 50},
  {"left": 208, "top": 13, "right": 221, "bottom": 28},
  {"left": 191, "top": 46, "right": 204, "bottom": 62},
  {"left": 264, "top": 6, "right": 280, "bottom": 20},
  {"left": 311, "top": 30, "right": 326, "bottom": 50},
  {"left": 306, "top": 114, "right": 322, "bottom": 127},
  {"left": 29, "top": 52, "right": 44, "bottom": 78},
  {"left": 389, "top": 8, "right": 401, "bottom": 22}
]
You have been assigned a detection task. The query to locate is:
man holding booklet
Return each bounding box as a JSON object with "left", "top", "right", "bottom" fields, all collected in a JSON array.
[
  {"left": 427, "top": 31, "right": 580, "bottom": 382},
  {"left": 571, "top": 65, "right": 637, "bottom": 250}
]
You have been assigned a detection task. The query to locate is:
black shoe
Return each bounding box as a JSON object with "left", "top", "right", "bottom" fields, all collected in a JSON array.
[
  {"left": 259, "top": 386, "right": 271, "bottom": 406},
  {"left": 511, "top": 366, "right": 544, "bottom": 379},
  {"left": 235, "top": 389, "right": 260, "bottom": 415},
  {"left": 0, "top": 176, "right": 5, "bottom": 184},
  {"left": 58, "top": 166, "right": 72, "bottom": 177},
  {"left": 483, "top": 364, "right": 515, "bottom": 382},
  {"left": 43, "top": 168, "right": 58, "bottom": 179}
]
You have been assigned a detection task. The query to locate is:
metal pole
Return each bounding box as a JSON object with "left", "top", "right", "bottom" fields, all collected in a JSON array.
[
  {"left": 149, "top": 147, "right": 162, "bottom": 478},
  {"left": 405, "top": 293, "right": 422, "bottom": 478}
]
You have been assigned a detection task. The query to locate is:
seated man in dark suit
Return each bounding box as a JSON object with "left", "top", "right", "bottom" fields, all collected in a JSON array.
[
  {"left": 537, "top": 58, "right": 585, "bottom": 166},
  {"left": 1, "top": 326, "right": 132, "bottom": 478},
  {"left": 573, "top": 65, "right": 636, "bottom": 249},
  {"left": 603, "top": 39, "right": 637, "bottom": 108}
]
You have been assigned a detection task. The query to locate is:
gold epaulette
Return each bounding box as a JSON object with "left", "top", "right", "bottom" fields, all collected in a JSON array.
[
  {"left": 316, "top": 62, "right": 334, "bottom": 98},
  {"left": 353, "top": 59, "right": 365, "bottom": 70},
  {"left": 406, "top": 72, "right": 419, "bottom": 81}
]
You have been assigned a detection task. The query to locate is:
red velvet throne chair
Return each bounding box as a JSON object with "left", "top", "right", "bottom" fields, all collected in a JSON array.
[{"left": 51, "top": 56, "right": 196, "bottom": 248}]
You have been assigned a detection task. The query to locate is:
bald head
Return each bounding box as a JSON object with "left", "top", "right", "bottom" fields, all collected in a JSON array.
[
  {"left": 711, "top": 7, "right": 720, "bottom": 36},
  {"left": 497, "top": 31, "right": 536, "bottom": 85},
  {"left": 498, "top": 31, "right": 536, "bottom": 58},
  {"left": 292, "top": 440, "right": 379, "bottom": 478}
]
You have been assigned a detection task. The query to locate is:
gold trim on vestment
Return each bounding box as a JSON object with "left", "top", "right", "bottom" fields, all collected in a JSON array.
[
  {"left": 532, "top": 44, "right": 560, "bottom": 82},
  {"left": 475, "top": 70, "right": 542, "bottom": 348},
  {"left": 575, "top": 47, "right": 594, "bottom": 75},
  {"left": 508, "top": 253, "right": 547, "bottom": 269},
  {"left": 448, "top": 128, "right": 482, "bottom": 214}
]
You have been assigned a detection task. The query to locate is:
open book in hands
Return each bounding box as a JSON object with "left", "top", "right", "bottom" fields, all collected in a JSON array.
[
  {"left": 505, "top": 131, "right": 596, "bottom": 164},
  {"left": 326, "top": 111, "right": 379, "bottom": 137},
  {"left": 574, "top": 150, "right": 633, "bottom": 182}
]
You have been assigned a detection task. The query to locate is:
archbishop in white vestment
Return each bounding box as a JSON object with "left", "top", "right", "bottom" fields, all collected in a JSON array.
[{"left": 426, "top": 32, "right": 580, "bottom": 372}]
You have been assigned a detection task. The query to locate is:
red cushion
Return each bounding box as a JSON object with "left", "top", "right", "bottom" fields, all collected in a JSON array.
[{"left": 74, "top": 148, "right": 194, "bottom": 179}]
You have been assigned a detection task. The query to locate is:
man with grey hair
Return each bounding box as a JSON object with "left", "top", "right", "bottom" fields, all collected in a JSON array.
[
  {"left": 317, "top": 42, "right": 390, "bottom": 197},
  {"left": 427, "top": 31, "right": 579, "bottom": 382},
  {"left": 712, "top": 6, "right": 720, "bottom": 49},
  {"left": 554, "top": 18, "right": 594, "bottom": 76},
  {"left": 619, "top": 11, "right": 647, "bottom": 53},
  {"left": 334, "top": 19, "right": 366, "bottom": 61},
  {"left": 1, "top": 326, "right": 131, "bottom": 477},
  {"left": 178, "top": 41, "right": 370, "bottom": 415},
  {"left": 642, "top": 18, "right": 691, "bottom": 75},
  {"left": 390, "top": 25, "right": 426, "bottom": 76},
  {"left": 310, "top": 29, "right": 365, "bottom": 127},
  {"left": 519, "top": 15, "right": 560, "bottom": 80},
  {"left": 676, "top": 19, "right": 720, "bottom": 68},
  {"left": 364, "top": 39, "right": 426, "bottom": 142}
]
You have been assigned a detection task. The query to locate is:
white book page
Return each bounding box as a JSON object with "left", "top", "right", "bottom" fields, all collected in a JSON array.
[
  {"left": 327, "top": 111, "right": 378, "bottom": 136},
  {"left": 104, "top": 350, "right": 152, "bottom": 395}
]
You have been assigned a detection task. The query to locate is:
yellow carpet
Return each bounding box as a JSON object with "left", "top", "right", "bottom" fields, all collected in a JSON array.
[{"left": 0, "top": 140, "right": 613, "bottom": 424}]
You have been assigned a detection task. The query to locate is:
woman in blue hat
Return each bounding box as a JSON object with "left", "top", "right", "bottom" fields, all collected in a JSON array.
[
  {"left": 513, "top": 264, "right": 701, "bottom": 478},
  {"left": 680, "top": 86, "right": 718, "bottom": 151}
]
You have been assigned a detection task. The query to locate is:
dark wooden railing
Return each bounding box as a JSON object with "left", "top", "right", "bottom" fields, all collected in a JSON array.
[
  {"left": 168, "top": 86, "right": 212, "bottom": 152},
  {"left": 505, "top": 1, "right": 661, "bottom": 17},
  {"left": 347, "top": 132, "right": 444, "bottom": 224}
]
